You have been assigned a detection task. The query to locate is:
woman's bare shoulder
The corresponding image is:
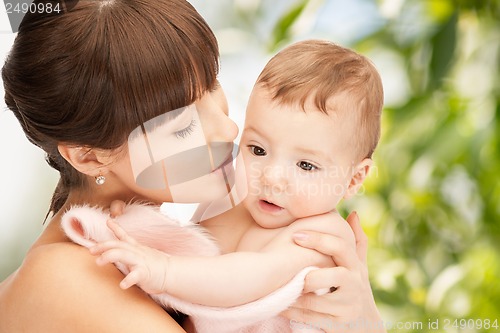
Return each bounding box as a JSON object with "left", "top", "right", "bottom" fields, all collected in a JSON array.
[{"left": 0, "top": 242, "right": 185, "bottom": 333}]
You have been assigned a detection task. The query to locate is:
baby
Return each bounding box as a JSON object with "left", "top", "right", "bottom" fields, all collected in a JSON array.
[{"left": 66, "top": 39, "right": 383, "bottom": 332}]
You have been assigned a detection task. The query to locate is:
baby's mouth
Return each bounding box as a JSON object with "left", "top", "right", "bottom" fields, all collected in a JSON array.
[{"left": 258, "top": 199, "right": 284, "bottom": 213}]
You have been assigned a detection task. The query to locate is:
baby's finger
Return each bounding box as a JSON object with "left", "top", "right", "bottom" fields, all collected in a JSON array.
[
  {"left": 89, "top": 240, "right": 132, "bottom": 255},
  {"left": 95, "top": 248, "right": 139, "bottom": 267},
  {"left": 120, "top": 269, "right": 143, "bottom": 290},
  {"left": 109, "top": 200, "right": 126, "bottom": 218},
  {"left": 89, "top": 241, "right": 118, "bottom": 255},
  {"left": 107, "top": 219, "right": 138, "bottom": 245}
]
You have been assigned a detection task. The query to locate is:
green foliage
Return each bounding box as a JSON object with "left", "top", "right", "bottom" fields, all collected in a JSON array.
[
  {"left": 269, "top": 0, "right": 309, "bottom": 51},
  {"left": 428, "top": 11, "right": 457, "bottom": 90}
]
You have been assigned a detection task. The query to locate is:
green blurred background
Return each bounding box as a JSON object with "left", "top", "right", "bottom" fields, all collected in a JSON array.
[{"left": 1, "top": 0, "right": 499, "bottom": 332}]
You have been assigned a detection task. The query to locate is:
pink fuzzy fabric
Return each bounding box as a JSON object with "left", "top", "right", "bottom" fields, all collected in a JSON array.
[{"left": 61, "top": 204, "right": 321, "bottom": 333}]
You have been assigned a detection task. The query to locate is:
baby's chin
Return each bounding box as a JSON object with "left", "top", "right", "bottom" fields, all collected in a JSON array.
[{"left": 256, "top": 217, "right": 296, "bottom": 230}]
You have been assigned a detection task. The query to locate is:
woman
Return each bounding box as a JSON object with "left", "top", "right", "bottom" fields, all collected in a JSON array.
[{"left": 0, "top": 0, "right": 382, "bottom": 332}]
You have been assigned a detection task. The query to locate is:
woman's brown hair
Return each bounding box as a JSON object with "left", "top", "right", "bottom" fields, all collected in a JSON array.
[{"left": 2, "top": 0, "right": 219, "bottom": 214}]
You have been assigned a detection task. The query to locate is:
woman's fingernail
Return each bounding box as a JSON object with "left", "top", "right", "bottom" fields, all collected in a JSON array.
[{"left": 293, "top": 232, "right": 309, "bottom": 241}]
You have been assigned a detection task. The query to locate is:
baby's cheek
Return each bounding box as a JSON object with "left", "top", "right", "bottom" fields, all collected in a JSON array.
[
  {"left": 241, "top": 156, "right": 260, "bottom": 183},
  {"left": 288, "top": 184, "right": 340, "bottom": 218},
  {"left": 288, "top": 191, "right": 323, "bottom": 217}
]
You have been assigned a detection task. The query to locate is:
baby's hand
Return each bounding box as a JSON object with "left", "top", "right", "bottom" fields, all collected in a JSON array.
[
  {"left": 109, "top": 200, "right": 127, "bottom": 218},
  {"left": 89, "top": 220, "right": 172, "bottom": 294}
]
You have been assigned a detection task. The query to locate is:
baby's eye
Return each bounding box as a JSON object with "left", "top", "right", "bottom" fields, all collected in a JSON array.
[
  {"left": 297, "top": 161, "right": 318, "bottom": 171},
  {"left": 249, "top": 145, "right": 266, "bottom": 156}
]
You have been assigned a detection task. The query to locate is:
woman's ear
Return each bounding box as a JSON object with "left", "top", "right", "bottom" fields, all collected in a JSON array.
[
  {"left": 57, "top": 144, "right": 112, "bottom": 177},
  {"left": 343, "top": 158, "right": 373, "bottom": 200}
]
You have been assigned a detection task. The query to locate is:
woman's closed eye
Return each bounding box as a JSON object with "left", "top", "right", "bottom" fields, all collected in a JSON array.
[
  {"left": 297, "top": 161, "right": 319, "bottom": 171},
  {"left": 175, "top": 119, "right": 197, "bottom": 139},
  {"left": 248, "top": 145, "right": 266, "bottom": 156}
]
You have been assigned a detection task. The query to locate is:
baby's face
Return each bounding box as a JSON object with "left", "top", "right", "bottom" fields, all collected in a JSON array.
[{"left": 239, "top": 86, "right": 358, "bottom": 229}]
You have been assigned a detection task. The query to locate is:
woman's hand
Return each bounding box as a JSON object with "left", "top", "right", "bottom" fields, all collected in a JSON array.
[{"left": 282, "top": 212, "right": 386, "bottom": 333}]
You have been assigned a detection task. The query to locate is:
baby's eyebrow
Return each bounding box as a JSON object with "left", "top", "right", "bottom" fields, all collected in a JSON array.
[
  {"left": 294, "top": 146, "right": 331, "bottom": 162},
  {"left": 243, "top": 125, "right": 266, "bottom": 138}
]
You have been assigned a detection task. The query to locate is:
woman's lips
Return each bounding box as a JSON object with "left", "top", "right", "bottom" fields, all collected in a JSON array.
[
  {"left": 258, "top": 199, "right": 284, "bottom": 214},
  {"left": 210, "top": 143, "right": 235, "bottom": 172}
]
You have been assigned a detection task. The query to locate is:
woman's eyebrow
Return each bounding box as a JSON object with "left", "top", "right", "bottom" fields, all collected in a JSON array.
[
  {"left": 162, "top": 105, "right": 191, "bottom": 121},
  {"left": 145, "top": 105, "right": 193, "bottom": 128}
]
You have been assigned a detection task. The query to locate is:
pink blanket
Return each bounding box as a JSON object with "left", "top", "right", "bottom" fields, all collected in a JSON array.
[{"left": 61, "top": 204, "right": 321, "bottom": 333}]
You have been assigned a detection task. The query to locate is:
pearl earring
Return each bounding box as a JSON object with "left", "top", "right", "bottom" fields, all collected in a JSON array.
[{"left": 95, "top": 175, "right": 106, "bottom": 185}]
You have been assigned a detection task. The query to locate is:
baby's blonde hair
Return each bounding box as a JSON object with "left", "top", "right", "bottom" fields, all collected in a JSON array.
[{"left": 257, "top": 40, "right": 383, "bottom": 160}]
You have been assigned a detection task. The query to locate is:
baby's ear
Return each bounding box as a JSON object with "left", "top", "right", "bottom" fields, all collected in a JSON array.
[{"left": 343, "top": 158, "right": 372, "bottom": 200}]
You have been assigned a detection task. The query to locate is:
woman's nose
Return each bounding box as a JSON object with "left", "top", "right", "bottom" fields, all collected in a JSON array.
[
  {"left": 197, "top": 98, "right": 239, "bottom": 144},
  {"left": 210, "top": 111, "right": 239, "bottom": 143}
]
